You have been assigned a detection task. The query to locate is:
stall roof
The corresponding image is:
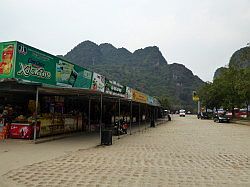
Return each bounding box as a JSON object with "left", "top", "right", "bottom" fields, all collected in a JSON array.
[{"left": 0, "top": 79, "right": 160, "bottom": 107}]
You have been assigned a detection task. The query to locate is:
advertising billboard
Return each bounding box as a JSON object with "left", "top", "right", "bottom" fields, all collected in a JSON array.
[
  {"left": 73, "top": 66, "right": 92, "bottom": 89},
  {"left": 56, "top": 60, "right": 75, "bottom": 87},
  {"left": 147, "top": 96, "right": 154, "bottom": 105},
  {"left": 91, "top": 72, "right": 105, "bottom": 92},
  {"left": 55, "top": 60, "right": 93, "bottom": 89},
  {"left": 15, "top": 42, "right": 56, "bottom": 85},
  {"left": 132, "top": 89, "right": 147, "bottom": 103},
  {"left": 125, "top": 86, "right": 133, "bottom": 100},
  {"left": 0, "top": 41, "right": 16, "bottom": 79},
  {"left": 105, "top": 79, "right": 126, "bottom": 97}
]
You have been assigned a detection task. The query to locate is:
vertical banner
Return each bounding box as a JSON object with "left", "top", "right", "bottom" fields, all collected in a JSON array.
[
  {"left": 91, "top": 72, "right": 105, "bottom": 92},
  {"left": 0, "top": 42, "right": 16, "bottom": 79},
  {"left": 125, "top": 86, "right": 133, "bottom": 100}
]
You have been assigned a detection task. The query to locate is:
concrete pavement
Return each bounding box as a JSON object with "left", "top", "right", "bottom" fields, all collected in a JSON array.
[{"left": 1, "top": 115, "right": 250, "bottom": 186}]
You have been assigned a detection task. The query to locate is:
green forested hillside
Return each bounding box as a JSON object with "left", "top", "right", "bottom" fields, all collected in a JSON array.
[
  {"left": 214, "top": 46, "right": 250, "bottom": 79},
  {"left": 64, "top": 41, "right": 204, "bottom": 110}
]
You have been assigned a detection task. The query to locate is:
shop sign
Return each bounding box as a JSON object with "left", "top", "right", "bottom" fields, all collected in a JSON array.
[
  {"left": 192, "top": 91, "right": 199, "bottom": 101},
  {"left": 56, "top": 60, "right": 75, "bottom": 87},
  {"left": 125, "top": 86, "right": 133, "bottom": 100},
  {"left": 153, "top": 98, "right": 161, "bottom": 106},
  {"left": 74, "top": 65, "right": 93, "bottom": 89},
  {"left": 91, "top": 72, "right": 105, "bottom": 92},
  {"left": 132, "top": 89, "right": 147, "bottom": 103},
  {"left": 0, "top": 41, "right": 16, "bottom": 79},
  {"left": 147, "top": 96, "right": 154, "bottom": 105},
  {"left": 15, "top": 42, "right": 56, "bottom": 85},
  {"left": 105, "top": 79, "right": 126, "bottom": 97},
  {"left": 54, "top": 59, "right": 93, "bottom": 89}
]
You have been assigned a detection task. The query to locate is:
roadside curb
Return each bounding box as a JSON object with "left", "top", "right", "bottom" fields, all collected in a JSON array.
[{"left": 232, "top": 121, "right": 250, "bottom": 126}]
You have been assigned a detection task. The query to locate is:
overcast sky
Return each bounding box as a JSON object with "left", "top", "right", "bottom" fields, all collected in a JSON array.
[{"left": 1, "top": 0, "right": 250, "bottom": 81}]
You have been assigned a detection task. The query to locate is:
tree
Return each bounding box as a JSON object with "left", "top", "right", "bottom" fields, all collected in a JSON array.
[
  {"left": 236, "top": 68, "right": 250, "bottom": 117},
  {"left": 158, "top": 96, "right": 171, "bottom": 109}
]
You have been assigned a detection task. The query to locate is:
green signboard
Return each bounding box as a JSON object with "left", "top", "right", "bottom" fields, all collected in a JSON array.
[
  {"left": 0, "top": 40, "right": 161, "bottom": 106},
  {"left": 0, "top": 41, "right": 16, "bottom": 79},
  {"left": 56, "top": 59, "right": 92, "bottom": 89},
  {"left": 105, "top": 79, "right": 126, "bottom": 97},
  {"left": 74, "top": 65, "right": 93, "bottom": 89},
  {"left": 15, "top": 42, "right": 56, "bottom": 85}
]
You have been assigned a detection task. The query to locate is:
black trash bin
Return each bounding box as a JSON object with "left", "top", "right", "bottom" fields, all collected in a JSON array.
[
  {"left": 168, "top": 114, "right": 171, "bottom": 121},
  {"left": 150, "top": 119, "right": 155, "bottom": 127},
  {"left": 101, "top": 130, "right": 112, "bottom": 145}
]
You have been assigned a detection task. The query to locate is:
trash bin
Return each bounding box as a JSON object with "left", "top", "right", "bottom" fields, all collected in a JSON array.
[
  {"left": 168, "top": 114, "right": 171, "bottom": 121},
  {"left": 101, "top": 130, "right": 112, "bottom": 145},
  {"left": 150, "top": 119, "right": 155, "bottom": 127}
]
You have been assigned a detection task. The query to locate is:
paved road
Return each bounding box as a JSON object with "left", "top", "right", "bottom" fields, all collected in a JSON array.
[{"left": 1, "top": 115, "right": 250, "bottom": 186}]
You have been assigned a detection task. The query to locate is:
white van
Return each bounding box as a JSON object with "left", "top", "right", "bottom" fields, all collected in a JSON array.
[{"left": 179, "top": 109, "right": 186, "bottom": 117}]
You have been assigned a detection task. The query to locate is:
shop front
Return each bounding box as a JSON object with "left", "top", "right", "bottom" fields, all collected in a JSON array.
[{"left": 0, "top": 41, "right": 163, "bottom": 143}]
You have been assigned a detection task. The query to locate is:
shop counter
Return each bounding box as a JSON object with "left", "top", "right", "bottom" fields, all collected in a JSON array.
[{"left": 9, "top": 122, "right": 40, "bottom": 139}]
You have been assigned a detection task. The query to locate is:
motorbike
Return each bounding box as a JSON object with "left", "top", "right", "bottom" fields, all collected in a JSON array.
[{"left": 113, "top": 120, "right": 128, "bottom": 135}]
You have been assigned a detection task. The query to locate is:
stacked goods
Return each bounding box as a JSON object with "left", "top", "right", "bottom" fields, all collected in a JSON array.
[
  {"left": 39, "top": 116, "right": 53, "bottom": 137},
  {"left": 52, "top": 115, "right": 64, "bottom": 135},
  {"left": 64, "top": 115, "right": 75, "bottom": 133},
  {"left": 0, "top": 125, "right": 9, "bottom": 140}
]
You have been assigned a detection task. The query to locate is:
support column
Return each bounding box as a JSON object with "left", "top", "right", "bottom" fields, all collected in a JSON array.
[
  {"left": 118, "top": 98, "right": 121, "bottom": 139},
  {"left": 88, "top": 98, "right": 91, "bottom": 132},
  {"left": 198, "top": 100, "right": 201, "bottom": 115},
  {"left": 100, "top": 94, "right": 103, "bottom": 143},
  {"left": 130, "top": 100, "right": 132, "bottom": 135},
  {"left": 139, "top": 103, "right": 141, "bottom": 132},
  {"left": 33, "top": 87, "right": 39, "bottom": 142},
  {"left": 145, "top": 104, "right": 147, "bottom": 130}
]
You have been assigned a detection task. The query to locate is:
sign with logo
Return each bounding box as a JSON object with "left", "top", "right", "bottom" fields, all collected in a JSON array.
[
  {"left": 15, "top": 42, "right": 56, "bottom": 85},
  {"left": 125, "top": 86, "right": 133, "bottom": 100},
  {"left": 56, "top": 60, "right": 75, "bottom": 87},
  {"left": 132, "top": 89, "right": 147, "bottom": 103},
  {"left": 192, "top": 91, "right": 199, "bottom": 101},
  {"left": 91, "top": 72, "right": 105, "bottom": 92},
  {"left": 105, "top": 79, "right": 126, "bottom": 97},
  {"left": 74, "top": 65, "right": 93, "bottom": 89},
  {"left": 147, "top": 96, "right": 154, "bottom": 105},
  {"left": 56, "top": 60, "right": 93, "bottom": 89},
  {"left": 0, "top": 41, "right": 16, "bottom": 79}
]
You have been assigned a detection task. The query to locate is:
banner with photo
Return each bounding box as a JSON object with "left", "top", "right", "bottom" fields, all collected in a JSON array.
[
  {"left": 125, "top": 86, "right": 133, "bottom": 100},
  {"left": 147, "top": 96, "right": 154, "bottom": 105},
  {"left": 91, "top": 72, "right": 105, "bottom": 92},
  {"left": 56, "top": 60, "right": 75, "bottom": 87},
  {"left": 56, "top": 60, "right": 93, "bottom": 89},
  {"left": 0, "top": 41, "right": 16, "bottom": 79}
]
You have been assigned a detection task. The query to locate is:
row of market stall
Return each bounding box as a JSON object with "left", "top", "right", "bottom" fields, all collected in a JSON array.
[{"left": 0, "top": 41, "right": 163, "bottom": 141}]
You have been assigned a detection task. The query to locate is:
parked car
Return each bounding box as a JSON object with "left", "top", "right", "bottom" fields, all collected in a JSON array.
[
  {"left": 213, "top": 113, "right": 230, "bottom": 123},
  {"left": 179, "top": 109, "right": 186, "bottom": 117}
]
